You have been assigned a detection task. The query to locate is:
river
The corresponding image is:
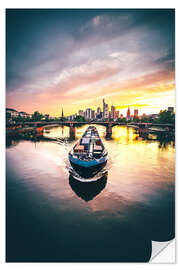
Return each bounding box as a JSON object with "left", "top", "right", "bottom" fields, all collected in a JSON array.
[{"left": 6, "top": 125, "right": 175, "bottom": 262}]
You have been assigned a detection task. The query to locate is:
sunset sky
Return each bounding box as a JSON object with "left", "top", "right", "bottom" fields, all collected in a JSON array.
[{"left": 6, "top": 9, "right": 175, "bottom": 116}]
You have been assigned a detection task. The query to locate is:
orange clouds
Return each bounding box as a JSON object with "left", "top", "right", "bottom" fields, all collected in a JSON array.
[
  {"left": 100, "top": 69, "right": 175, "bottom": 97},
  {"left": 6, "top": 65, "right": 175, "bottom": 117}
]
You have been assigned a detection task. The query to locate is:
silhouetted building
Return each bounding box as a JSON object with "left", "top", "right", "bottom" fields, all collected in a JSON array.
[
  {"left": 134, "top": 109, "right": 138, "bottom": 118},
  {"left": 44, "top": 114, "right": 49, "bottom": 120},
  {"left": 78, "top": 110, "right": 84, "bottom": 117},
  {"left": 126, "top": 107, "right": 131, "bottom": 120},
  {"left": 115, "top": 110, "right": 119, "bottom": 120},
  {"left": 96, "top": 112, "right": 103, "bottom": 119},
  {"left": 148, "top": 114, "right": 158, "bottom": 119},
  {"left": 103, "top": 99, "right": 109, "bottom": 119},
  {"left": 91, "top": 110, "right": 95, "bottom": 120},
  {"left": 96, "top": 107, "right": 102, "bottom": 119},
  {"left": 103, "top": 99, "right": 105, "bottom": 118},
  {"left": 168, "top": 107, "right": 174, "bottom": 113},
  {"left": 19, "top": 111, "right": 31, "bottom": 118},
  {"left": 111, "top": 105, "right": 116, "bottom": 120},
  {"left": 97, "top": 107, "right": 101, "bottom": 117},
  {"left": 97, "top": 107, "right": 101, "bottom": 114},
  {"left": 85, "top": 108, "right": 93, "bottom": 120},
  {"left": 61, "top": 108, "right": 64, "bottom": 120},
  {"left": 6, "top": 108, "right": 19, "bottom": 117}
]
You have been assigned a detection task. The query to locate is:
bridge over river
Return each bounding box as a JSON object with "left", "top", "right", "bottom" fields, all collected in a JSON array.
[{"left": 7, "top": 121, "right": 175, "bottom": 139}]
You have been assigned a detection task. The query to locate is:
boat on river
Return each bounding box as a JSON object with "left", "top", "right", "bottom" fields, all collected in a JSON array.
[{"left": 69, "top": 126, "right": 108, "bottom": 179}]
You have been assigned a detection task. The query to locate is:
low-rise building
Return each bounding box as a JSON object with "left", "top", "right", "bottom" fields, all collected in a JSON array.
[
  {"left": 78, "top": 110, "right": 84, "bottom": 117},
  {"left": 49, "top": 116, "right": 55, "bottom": 120},
  {"left": 19, "top": 111, "right": 31, "bottom": 118},
  {"left": 148, "top": 114, "right": 158, "bottom": 119},
  {"left": 168, "top": 107, "right": 174, "bottom": 113},
  {"left": 6, "top": 108, "right": 19, "bottom": 117}
]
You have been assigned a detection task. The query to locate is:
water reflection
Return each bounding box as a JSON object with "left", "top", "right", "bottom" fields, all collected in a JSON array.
[
  {"left": 6, "top": 125, "right": 175, "bottom": 149},
  {"left": 6, "top": 137, "right": 19, "bottom": 148},
  {"left": 6, "top": 125, "right": 175, "bottom": 262},
  {"left": 69, "top": 175, "right": 107, "bottom": 201}
]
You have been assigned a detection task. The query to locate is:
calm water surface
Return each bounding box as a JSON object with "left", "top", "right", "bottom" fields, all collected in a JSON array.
[{"left": 6, "top": 125, "right": 175, "bottom": 262}]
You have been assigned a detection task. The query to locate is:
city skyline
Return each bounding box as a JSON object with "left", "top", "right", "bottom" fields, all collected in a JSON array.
[
  {"left": 6, "top": 98, "right": 174, "bottom": 121},
  {"left": 6, "top": 9, "right": 175, "bottom": 116}
]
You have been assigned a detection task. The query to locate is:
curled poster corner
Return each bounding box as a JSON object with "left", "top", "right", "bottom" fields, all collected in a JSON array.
[{"left": 150, "top": 240, "right": 175, "bottom": 263}]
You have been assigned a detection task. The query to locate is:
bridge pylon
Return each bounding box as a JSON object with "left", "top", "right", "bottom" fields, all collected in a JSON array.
[
  {"left": 69, "top": 123, "right": 75, "bottom": 139},
  {"left": 106, "top": 123, "right": 112, "bottom": 138}
]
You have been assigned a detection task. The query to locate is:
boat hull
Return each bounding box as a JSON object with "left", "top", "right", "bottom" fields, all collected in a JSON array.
[{"left": 69, "top": 154, "right": 107, "bottom": 178}]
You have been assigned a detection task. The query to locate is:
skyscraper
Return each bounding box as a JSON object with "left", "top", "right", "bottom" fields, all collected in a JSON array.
[
  {"left": 97, "top": 107, "right": 101, "bottom": 115},
  {"left": 134, "top": 109, "right": 138, "bottom": 118},
  {"left": 111, "top": 105, "right": 116, "bottom": 120},
  {"left": 91, "top": 110, "right": 95, "bottom": 120},
  {"left": 103, "top": 99, "right": 109, "bottom": 119},
  {"left": 115, "top": 110, "right": 119, "bottom": 120},
  {"left": 105, "top": 104, "right": 109, "bottom": 119},
  {"left": 96, "top": 107, "right": 102, "bottom": 119},
  {"left": 85, "top": 108, "right": 92, "bottom": 120},
  {"left": 126, "top": 107, "right": 131, "bottom": 120},
  {"left": 103, "top": 98, "right": 106, "bottom": 119}
]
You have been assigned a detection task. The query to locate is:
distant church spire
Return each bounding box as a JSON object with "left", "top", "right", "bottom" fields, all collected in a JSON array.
[{"left": 61, "top": 108, "right": 64, "bottom": 120}]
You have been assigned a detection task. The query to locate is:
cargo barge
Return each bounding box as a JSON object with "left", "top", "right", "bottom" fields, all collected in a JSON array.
[{"left": 69, "top": 126, "right": 108, "bottom": 179}]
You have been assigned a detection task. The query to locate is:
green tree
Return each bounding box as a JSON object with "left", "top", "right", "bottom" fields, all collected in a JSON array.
[
  {"left": 32, "top": 111, "right": 43, "bottom": 121},
  {"left": 140, "top": 117, "right": 150, "bottom": 123},
  {"left": 6, "top": 112, "right": 11, "bottom": 119},
  {"left": 74, "top": 115, "right": 85, "bottom": 122},
  {"left": 13, "top": 115, "right": 27, "bottom": 123},
  {"left": 6, "top": 112, "right": 11, "bottom": 126},
  {"left": 109, "top": 118, "right": 114, "bottom": 122},
  {"left": 117, "top": 117, "right": 127, "bottom": 123},
  {"left": 133, "top": 116, "right": 140, "bottom": 123},
  {"left": 157, "top": 110, "right": 175, "bottom": 124}
]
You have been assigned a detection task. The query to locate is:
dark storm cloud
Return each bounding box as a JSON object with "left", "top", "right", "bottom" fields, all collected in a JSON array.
[{"left": 6, "top": 9, "right": 175, "bottom": 93}]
